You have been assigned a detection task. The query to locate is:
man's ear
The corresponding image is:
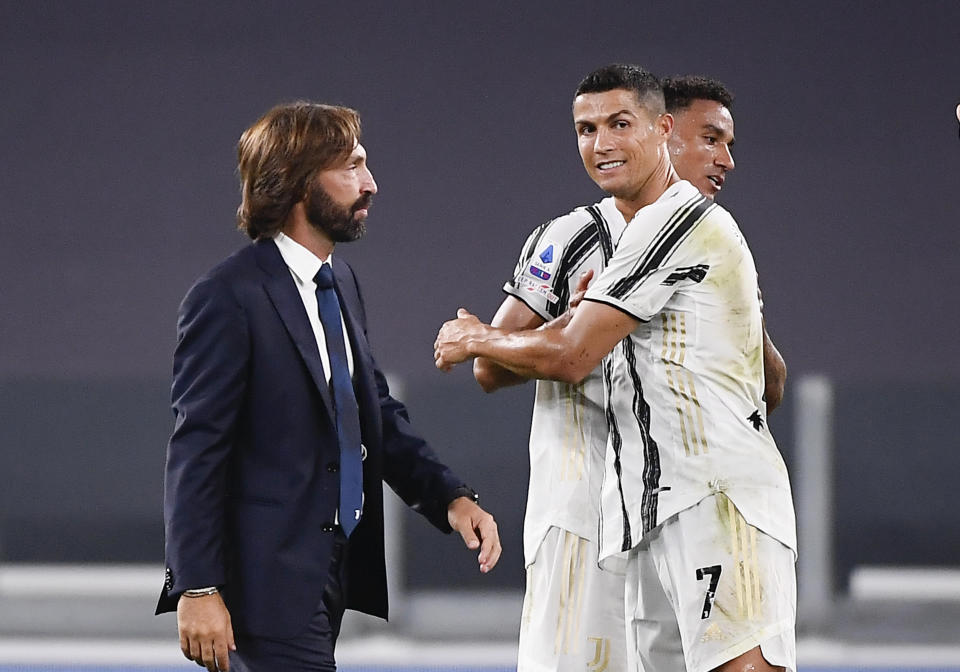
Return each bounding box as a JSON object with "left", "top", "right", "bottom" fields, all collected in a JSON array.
[{"left": 658, "top": 112, "right": 675, "bottom": 138}]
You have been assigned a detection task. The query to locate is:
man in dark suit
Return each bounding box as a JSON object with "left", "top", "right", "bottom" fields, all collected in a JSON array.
[{"left": 156, "top": 101, "right": 501, "bottom": 672}]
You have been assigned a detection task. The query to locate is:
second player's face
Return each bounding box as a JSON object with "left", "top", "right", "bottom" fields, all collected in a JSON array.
[
  {"left": 668, "top": 99, "right": 735, "bottom": 199},
  {"left": 573, "top": 88, "right": 667, "bottom": 199}
]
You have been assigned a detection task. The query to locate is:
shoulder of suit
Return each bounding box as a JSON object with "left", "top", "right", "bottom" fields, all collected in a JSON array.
[{"left": 184, "top": 243, "right": 264, "bottom": 300}]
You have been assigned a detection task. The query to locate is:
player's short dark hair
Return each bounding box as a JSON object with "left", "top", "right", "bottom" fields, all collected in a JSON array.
[
  {"left": 236, "top": 102, "right": 361, "bottom": 240},
  {"left": 662, "top": 75, "right": 734, "bottom": 113},
  {"left": 574, "top": 63, "right": 665, "bottom": 115}
]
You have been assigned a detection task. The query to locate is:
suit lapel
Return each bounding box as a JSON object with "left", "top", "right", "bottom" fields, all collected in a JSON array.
[{"left": 255, "top": 239, "right": 336, "bottom": 419}]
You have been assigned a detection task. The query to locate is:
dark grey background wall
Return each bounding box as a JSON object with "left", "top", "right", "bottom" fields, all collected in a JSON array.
[{"left": 1, "top": 1, "right": 958, "bottom": 589}]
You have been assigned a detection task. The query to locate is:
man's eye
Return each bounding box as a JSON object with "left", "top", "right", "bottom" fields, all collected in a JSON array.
[
  {"left": 578, "top": 126, "right": 594, "bottom": 136},
  {"left": 704, "top": 136, "right": 717, "bottom": 145},
  {"left": 614, "top": 120, "right": 629, "bottom": 129}
]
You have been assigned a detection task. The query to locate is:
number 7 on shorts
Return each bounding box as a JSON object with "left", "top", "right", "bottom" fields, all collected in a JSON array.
[{"left": 696, "top": 565, "right": 722, "bottom": 619}]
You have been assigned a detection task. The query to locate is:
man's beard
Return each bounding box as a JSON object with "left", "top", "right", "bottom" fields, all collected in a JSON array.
[{"left": 304, "top": 183, "right": 372, "bottom": 243}]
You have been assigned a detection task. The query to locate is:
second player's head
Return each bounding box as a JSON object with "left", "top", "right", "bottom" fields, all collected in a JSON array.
[
  {"left": 572, "top": 64, "right": 673, "bottom": 200},
  {"left": 663, "top": 76, "right": 735, "bottom": 199}
]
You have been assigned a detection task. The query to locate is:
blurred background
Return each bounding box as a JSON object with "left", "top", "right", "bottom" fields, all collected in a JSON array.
[{"left": 1, "top": 0, "right": 958, "bottom": 668}]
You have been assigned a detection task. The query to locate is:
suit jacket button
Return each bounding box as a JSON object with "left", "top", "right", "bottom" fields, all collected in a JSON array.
[
  {"left": 327, "top": 462, "right": 339, "bottom": 473},
  {"left": 321, "top": 523, "right": 335, "bottom": 532}
]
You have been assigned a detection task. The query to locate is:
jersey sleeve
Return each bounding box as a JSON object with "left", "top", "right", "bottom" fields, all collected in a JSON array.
[
  {"left": 502, "top": 219, "right": 569, "bottom": 321},
  {"left": 584, "top": 197, "right": 717, "bottom": 321}
]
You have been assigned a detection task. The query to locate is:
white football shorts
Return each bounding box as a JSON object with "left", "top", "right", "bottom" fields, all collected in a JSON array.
[
  {"left": 518, "top": 526, "right": 628, "bottom": 672},
  {"left": 624, "top": 493, "right": 796, "bottom": 672}
]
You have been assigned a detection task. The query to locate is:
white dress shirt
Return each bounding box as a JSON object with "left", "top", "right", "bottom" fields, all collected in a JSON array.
[{"left": 273, "top": 232, "right": 355, "bottom": 381}]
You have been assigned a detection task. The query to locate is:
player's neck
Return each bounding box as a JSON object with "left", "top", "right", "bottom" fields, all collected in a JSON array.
[
  {"left": 614, "top": 157, "right": 680, "bottom": 222},
  {"left": 281, "top": 203, "right": 335, "bottom": 261}
]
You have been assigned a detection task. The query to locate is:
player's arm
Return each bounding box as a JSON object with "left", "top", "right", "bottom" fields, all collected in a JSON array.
[
  {"left": 757, "top": 283, "right": 787, "bottom": 413},
  {"left": 474, "top": 271, "right": 593, "bottom": 392},
  {"left": 473, "top": 296, "right": 546, "bottom": 392},
  {"left": 762, "top": 320, "right": 786, "bottom": 413},
  {"left": 436, "top": 298, "right": 636, "bottom": 384}
]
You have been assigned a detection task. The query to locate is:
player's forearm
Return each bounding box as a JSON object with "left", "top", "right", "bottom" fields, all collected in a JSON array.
[
  {"left": 467, "top": 326, "right": 590, "bottom": 384},
  {"left": 762, "top": 325, "right": 786, "bottom": 413},
  {"left": 473, "top": 357, "right": 529, "bottom": 392},
  {"left": 472, "top": 316, "right": 572, "bottom": 390},
  {"left": 472, "top": 296, "right": 554, "bottom": 392}
]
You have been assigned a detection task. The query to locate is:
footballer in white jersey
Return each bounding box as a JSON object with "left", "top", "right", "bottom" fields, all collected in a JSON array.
[
  {"left": 495, "top": 196, "right": 630, "bottom": 671},
  {"left": 436, "top": 64, "right": 798, "bottom": 672},
  {"left": 585, "top": 180, "right": 796, "bottom": 559},
  {"left": 585, "top": 182, "right": 796, "bottom": 672},
  {"left": 503, "top": 197, "right": 627, "bottom": 566}
]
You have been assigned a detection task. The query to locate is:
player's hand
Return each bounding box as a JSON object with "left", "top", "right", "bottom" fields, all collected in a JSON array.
[
  {"left": 569, "top": 269, "right": 594, "bottom": 309},
  {"left": 447, "top": 496, "right": 501, "bottom": 573},
  {"left": 177, "top": 591, "right": 236, "bottom": 672},
  {"left": 434, "top": 308, "right": 485, "bottom": 371}
]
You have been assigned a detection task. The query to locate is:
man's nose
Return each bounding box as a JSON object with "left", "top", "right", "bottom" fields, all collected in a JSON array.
[
  {"left": 363, "top": 167, "right": 378, "bottom": 195},
  {"left": 717, "top": 144, "right": 735, "bottom": 171},
  {"left": 593, "top": 126, "right": 615, "bottom": 153}
]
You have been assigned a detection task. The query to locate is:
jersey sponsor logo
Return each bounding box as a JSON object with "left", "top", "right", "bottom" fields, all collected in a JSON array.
[
  {"left": 529, "top": 239, "right": 561, "bottom": 280},
  {"left": 747, "top": 409, "right": 764, "bottom": 431},
  {"left": 701, "top": 622, "right": 725, "bottom": 642},
  {"left": 538, "top": 244, "right": 555, "bottom": 265},
  {"left": 529, "top": 264, "right": 551, "bottom": 280},
  {"left": 661, "top": 263, "right": 710, "bottom": 286},
  {"left": 517, "top": 275, "right": 559, "bottom": 302}
]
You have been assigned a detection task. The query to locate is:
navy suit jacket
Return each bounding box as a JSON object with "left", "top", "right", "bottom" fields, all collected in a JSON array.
[{"left": 156, "top": 238, "right": 465, "bottom": 638}]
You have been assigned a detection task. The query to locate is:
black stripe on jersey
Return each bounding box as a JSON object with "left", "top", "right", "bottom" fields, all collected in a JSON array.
[
  {"left": 622, "top": 336, "right": 661, "bottom": 535},
  {"left": 608, "top": 195, "right": 714, "bottom": 301},
  {"left": 549, "top": 223, "right": 600, "bottom": 318},
  {"left": 603, "top": 353, "right": 633, "bottom": 552},
  {"left": 604, "top": 195, "right": 697, "bottom": 296},
  {"left": 585, "top": 205, "right": 614, "bottom": 264}
]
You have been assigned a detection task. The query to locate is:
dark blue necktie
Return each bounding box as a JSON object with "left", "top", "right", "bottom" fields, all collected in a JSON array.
[{"left": 314, "top": 264, "right": 363, "bottom": 537}]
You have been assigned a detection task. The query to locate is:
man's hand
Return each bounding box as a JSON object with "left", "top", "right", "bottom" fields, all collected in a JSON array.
[
  {"left": 177, "top": 591, "right": 236, "bottom": 672},
  {"left": 447, "top": 496, "right": 502, "bottom": 573},
  {"left": 435, "top": 309, "right": 489, "bottom": 371},
  {"left": 568, "top": 269, "right": 594, "bottom": 309}
]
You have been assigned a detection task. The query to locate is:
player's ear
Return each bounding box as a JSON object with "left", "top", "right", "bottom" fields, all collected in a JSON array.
[{"left": 657, "top": 112, "right": 674, "bottom": 138}]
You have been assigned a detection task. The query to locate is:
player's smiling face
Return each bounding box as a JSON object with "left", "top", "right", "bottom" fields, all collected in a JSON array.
[
  {"left": 668, "top": 99, "right": 735, "bottom": 199},
  {"left": 573, "top": 88, "right": 668, "bottom": 198}
]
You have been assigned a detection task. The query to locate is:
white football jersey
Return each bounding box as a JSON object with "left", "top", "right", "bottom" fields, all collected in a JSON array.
[
  {"left": 504, "top": 197, "right": 628, "bottom": 565},
  {"left": 584, "top": 181, "right": 796, "bottom": 563}
]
